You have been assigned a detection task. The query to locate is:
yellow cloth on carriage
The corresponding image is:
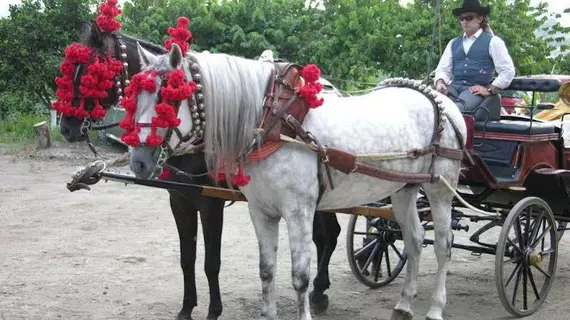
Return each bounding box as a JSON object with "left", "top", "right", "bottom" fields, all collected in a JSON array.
[{"left": 535, "top": 99, "right": 570, "bottom": 121}]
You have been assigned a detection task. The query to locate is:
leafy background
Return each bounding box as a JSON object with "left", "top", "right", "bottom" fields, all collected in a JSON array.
[{"left": 0, "top": 0, "right": 568, "bottom": 120}]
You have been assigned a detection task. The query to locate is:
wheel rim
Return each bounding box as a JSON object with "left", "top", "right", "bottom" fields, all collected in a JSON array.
[
  {"left": 346, "top": 214, "right": 407, "bottom": 288},
  {"left": 495, "top": 197, "right": 558, "bottom": 317}
]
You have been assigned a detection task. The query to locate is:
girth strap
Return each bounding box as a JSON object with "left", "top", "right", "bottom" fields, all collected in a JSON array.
[{"left": 325, "top": 147, "right": 439, "bottom": 184}]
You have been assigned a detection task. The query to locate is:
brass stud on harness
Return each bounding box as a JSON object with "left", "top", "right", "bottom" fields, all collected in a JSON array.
[
  {"left": 125, "top": 79, "right": 130, "bottom": 85},
  {"left": 198, "top": 103, "right": 205, "bottom": 110},
  {"left": 200, "top": 112, "right": 205, "bottom": 119},
  {"left": 194, "top": 119, "right": 201, "bottom": 126},
  {"left": 192, "top": 112, "right": 199, "bottom": 119},
  {"left": 191, "top": 105, "right": 198, "bottom": 113},
  {"left": 121, "top": 53, "right": 127, "bottom": 59},
  {"left": 120, "top": 44, "right": 127, "bottom": 50},
  {"left": 193, "top": 73, "right": 202, "bottom": 81},
  {"left": 196, "top": 93, "right": 204, "bottom": 101},
  {"left": 191, "top": 63, "right": 199, "bottom": 71},
  {"left": 122, "top": 62, "right": 129, "bottom": 68}
]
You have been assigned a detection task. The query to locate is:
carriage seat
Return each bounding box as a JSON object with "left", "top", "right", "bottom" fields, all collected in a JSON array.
[
  {"left": 474, "top": 119, "right": 557, "bottom": 135},
  {"left": 458, "top": 77, "right": 562, "bottom": 123}
]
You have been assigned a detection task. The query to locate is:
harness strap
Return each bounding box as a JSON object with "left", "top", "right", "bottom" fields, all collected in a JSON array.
[{"left": 325, "top": 147, "right": 438, "bottom": 184}]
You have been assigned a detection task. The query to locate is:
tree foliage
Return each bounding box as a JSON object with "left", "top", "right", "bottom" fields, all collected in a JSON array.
[
  {"left": 0, "top": 0, "right": 568, "bottom": 117},
  {"left": 0, "top": 0, "right": 95, "bottom": 117}
]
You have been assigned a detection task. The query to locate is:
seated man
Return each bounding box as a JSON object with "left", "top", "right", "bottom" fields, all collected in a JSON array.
[{"left": 434, "top": 0, "right": 515, "bottom": 120}]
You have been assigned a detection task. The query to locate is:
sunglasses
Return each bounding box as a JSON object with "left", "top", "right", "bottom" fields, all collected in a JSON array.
[{"left": 459, "top": 15, "right": 477, "bottom": 21}]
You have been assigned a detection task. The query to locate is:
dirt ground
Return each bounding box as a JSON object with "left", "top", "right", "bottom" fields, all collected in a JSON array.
[{"left": 1, "top": 142, "right": 570, "bottom": 320}]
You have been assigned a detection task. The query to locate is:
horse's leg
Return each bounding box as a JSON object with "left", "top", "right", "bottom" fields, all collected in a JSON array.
[
  {"left": 309, "top": 211, "right": 340, "bottom": 315},
  {"left": 249, "top": 205, "right": 280, "bottom": 320},
  {"left": 197, "top": 198, "right": 225, "bottom": 320},
  {"left": 168, "top": 190, "right": 199, "bottom": 320},
  {"left": 422, "top": 184, "right": 454, "bottom": 320},
  {"left": 285, "top": 206, "right": 316, "bottom": 320},
  {"left": 390, "top": 185, "right": 423, "bottom": 320}
]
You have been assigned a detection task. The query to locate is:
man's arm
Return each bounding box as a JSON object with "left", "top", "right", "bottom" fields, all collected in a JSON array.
[
  {"left": 489, "top": 36, "right": 516, "bottom": 93},
  {"left": 434, "top": 40, "right": 454, "bottom": 86}
]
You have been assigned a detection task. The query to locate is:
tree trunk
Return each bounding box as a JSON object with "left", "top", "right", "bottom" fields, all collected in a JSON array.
[{"left": 33, "top": 121, "right": 51, "bottom": 149}]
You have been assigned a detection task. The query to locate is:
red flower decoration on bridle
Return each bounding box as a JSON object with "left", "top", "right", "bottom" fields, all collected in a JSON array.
[
  {"left": 96, "top": 0, "right": 122, "bottom": 33},
  {"left": 298, "top": 64, "right": 324, "bottom": 109},
  {"left": 52, "top": 0, "right": 124, "bottom": 120},
  {"left": 119, "top": 16, "right": 196, "bottom": 148},
  {"left": 164, "top": 17, "right": 192, "bottom": 54},
  {"left": 52, "top": 43, "right": 123, "bottom": 120}
]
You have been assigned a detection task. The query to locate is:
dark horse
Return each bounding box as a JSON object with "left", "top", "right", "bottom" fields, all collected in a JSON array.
[{"left": 58, "top": 20, "right": 341, "bottom": 319}]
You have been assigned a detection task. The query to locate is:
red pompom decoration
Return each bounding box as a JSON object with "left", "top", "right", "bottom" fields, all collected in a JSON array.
[
  {"left": 157, "top": 168, "right": 171, "bottom": 180},
  {"left": 301, "top": 64, "right": 321, "bottom": 83},
  {"left": 297, "top": 64, "right": 325, "bottom": 109},
  {"left": 164, "top": 17, "right": 192, "bottom": 54},
  {"left": 52, "top": 41, "right": 124, "bottom": 120},
  {"left": 96, "top": 0, "right": 122, "bottom": 33}
]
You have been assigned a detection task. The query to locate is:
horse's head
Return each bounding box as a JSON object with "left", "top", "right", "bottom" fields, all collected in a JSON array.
[
  {"left": 55, "top": 19, "right": 132, "bottom": 142},
  {"left": 126, "top": 43, "right": 204, "bottom": 179}
]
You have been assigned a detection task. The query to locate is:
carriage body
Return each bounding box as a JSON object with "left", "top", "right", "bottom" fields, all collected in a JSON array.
[{"left": 459, "top": 76, "right": 570, "bottom": 219}]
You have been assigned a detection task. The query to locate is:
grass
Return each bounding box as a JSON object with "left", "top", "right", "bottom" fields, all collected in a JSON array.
[{"left": 0, "top": 113, "right": 65, "bottom": 145}]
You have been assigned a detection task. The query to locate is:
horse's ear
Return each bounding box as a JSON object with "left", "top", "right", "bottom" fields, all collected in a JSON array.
[
  {"left": 137, "top": 42, "right": 157, "bottom": 68},
  {"left": 169, "top": 43, "right": 183, "bottom": 69}
]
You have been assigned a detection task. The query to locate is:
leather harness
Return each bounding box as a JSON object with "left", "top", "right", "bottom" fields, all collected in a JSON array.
[{"left": 257, "top": 63, "right": 465, "bottom": 193}]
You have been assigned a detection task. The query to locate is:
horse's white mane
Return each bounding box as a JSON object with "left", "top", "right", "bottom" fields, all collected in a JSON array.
[{"left": 136, "top": 46, "right": 274, "bottom": 177}]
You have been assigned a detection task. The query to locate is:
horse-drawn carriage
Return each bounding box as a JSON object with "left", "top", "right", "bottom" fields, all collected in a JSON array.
[
  {"left": 56, "top": 2, "right": 570, "bottom": 319},
  {"left": 346, "top": 76, "right": 570, "bottom": 317},
  {"left": 67, "top": 72, "right": 570, "bottom": 318}
]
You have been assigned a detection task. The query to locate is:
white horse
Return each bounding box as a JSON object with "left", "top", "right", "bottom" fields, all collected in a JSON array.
[{"left": 128, "top": 43, "right": 466, "bottom": 320}]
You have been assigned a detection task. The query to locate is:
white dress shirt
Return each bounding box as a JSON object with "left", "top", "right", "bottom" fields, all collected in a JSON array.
[{"left": 434, "top": 28, "right": 515, "bottom": 89}]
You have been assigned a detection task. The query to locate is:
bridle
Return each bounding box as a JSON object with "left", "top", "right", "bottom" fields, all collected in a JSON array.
[{"left": 132, "top": 62, "right": 206, "bottom": 173}]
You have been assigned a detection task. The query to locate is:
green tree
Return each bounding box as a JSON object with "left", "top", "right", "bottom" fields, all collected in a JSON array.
[{"left": 0, "top": 0, "right": 95, "bottom": 116}]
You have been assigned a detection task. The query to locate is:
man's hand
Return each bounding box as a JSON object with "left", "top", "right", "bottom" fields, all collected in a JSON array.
[
  {"left": 469, "top": 85, "right": 491, "bottom": 97},
  {"left": 435, "top": 80, "right": 448, "bottom": 94}
]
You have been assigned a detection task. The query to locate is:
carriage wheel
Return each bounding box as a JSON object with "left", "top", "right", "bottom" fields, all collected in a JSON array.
[
  {"left": 346, "top": 214, "right": 407, "bottom": 288},
  {"left": 495, "top": 197, "right": 558, "bottom": 317}
]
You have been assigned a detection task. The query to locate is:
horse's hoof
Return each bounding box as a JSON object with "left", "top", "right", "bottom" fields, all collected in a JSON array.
[
  {"left": 176, "top": 309, "right": 193, "bottom": 320},
  {"left": 310, "top": 292, "right": 329, "bottom": 315},
  {"left": 390, "top": 308, "right": 413, "bottom": 320}
]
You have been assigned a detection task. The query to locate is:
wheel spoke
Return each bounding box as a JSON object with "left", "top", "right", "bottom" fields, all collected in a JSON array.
[
  {"left": 354, "top": 239, "right": 378, "bottom": 259},
  {"left": 390, "top": 242, "right": 405, "bottom": 260},
  {"left": 524, "top": 207, "right": 532, "bottom": 245},
  {"left": 373, "top": 245, "right": 383, "bottom": 282},
  {"left": 385, "top": 245, "right": 392, "bottom": 278},
  {"left": 531, "top": 264, "right": 552, "bottom": 278},
  {"left": 511, "top": 263, "right": 523, "bottom": 306},
  {"left": 528, "top": 211, "right": 544, "bottom": 246},
  {"left": 506, "top": 237, "right": 523, "bottom": 255},
  {"left": 505, "top": 261, "right": 522, "bottom": 288},
  {"left": 514, "top": 217, "right": 524, "bottom": 248},
  {"left": 531, "top": 225, "right": 552, "bottom": 250},
  {"left": 540, "top": 248, "right": 555, "bottom": 255},
  {"left": 503, "top": 257, "right": 518, "bottom": 264},
  {"left": 361, "top": 242, "right": 381, "bottom": 273},
  {"left": 527, "top": 266, "right": 541, "bottom": 301},
  {"left": 523, "top": 262, "right": 528, "bottom": 310},
  {"left": 353, "top": 231, "right": 379, "bottom": 237}
]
